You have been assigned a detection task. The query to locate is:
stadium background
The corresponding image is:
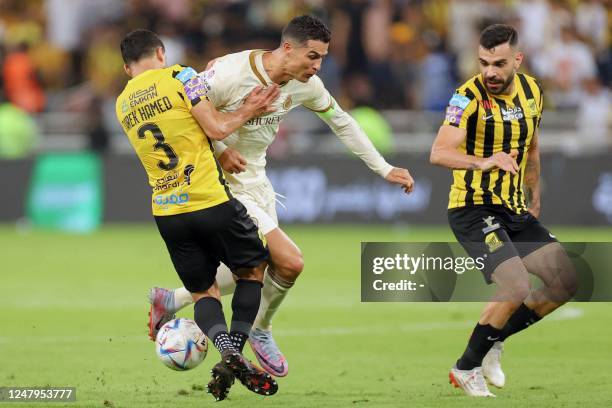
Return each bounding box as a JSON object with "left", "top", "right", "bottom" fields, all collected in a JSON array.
[{"left": 1, "top": 0, "right": 610, "bottom": 407}]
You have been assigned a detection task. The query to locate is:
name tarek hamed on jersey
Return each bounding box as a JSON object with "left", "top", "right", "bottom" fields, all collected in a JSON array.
[{"left": 120, "top": 84, "right": 173, "bottom": 131}]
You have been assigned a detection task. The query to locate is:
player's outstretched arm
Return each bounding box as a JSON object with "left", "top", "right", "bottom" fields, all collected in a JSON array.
[
  {"left": 189, "top": 85, "right": 280, "bottom": 140},
  {"left": 430, "top": 125, "right": 519, "bottom": 174},
  {"left": 524, "top": 130, "right": 541, "bottom": 217},
  {"left": 314, "top": 99, "right": 414, "bottom": 193}
]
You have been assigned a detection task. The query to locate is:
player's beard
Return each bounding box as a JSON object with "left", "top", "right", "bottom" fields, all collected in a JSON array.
[{"left": 485, "top": 72, "right": 514, "bottom": 95}]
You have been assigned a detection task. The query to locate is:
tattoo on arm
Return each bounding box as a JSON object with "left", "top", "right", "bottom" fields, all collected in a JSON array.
[
  {"left": 523, "top": 152, "right": 540, "bottom": 205},
  {"left": 524, "top": 156, "right": 540, "bottom": 186}
]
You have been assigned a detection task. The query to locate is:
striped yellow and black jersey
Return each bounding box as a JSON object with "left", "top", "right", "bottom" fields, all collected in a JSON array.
[
  {"left": 115, "top": 64, "right": 231, "bottom": 216},
  {"left": 442, "top": 73, "right": 543, "bottom": 214}
]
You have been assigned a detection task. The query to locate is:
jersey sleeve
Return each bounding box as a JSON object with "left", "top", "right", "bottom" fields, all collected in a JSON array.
[
  {"left": 442, "top": 91, "right": 478, "bottom": 129},
  {"left": 302, "top": 75, "right": 334, "bottom": 113},
  {"left": 536, "top": 80, "right": 544, "bottom": 128}
]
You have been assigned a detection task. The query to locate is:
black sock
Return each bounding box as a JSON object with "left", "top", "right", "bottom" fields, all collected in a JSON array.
[
  {"left": 229, "top": 279, "right": 263, "bottom": 352},
  {"left": 193, "top": 297, "right": 235, "bottom": 353},
  {"left": 456, "top": 323, "right": 503, "bottom": 370},
  {"left": 212, "top": 332, "right": 235, "bottom": 353},
  {"left": 229, "top": 332, "right": 250, "bottom": 352},
  {"left": 500, "top": 303, "right": 542, "bottom": 341}
]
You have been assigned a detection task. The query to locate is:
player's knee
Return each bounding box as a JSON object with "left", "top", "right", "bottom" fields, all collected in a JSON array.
[
  {"left": 561, "top": 255, "right": 579, "bottom": 299},
  {"left": 545, "top": 250, "right": 579, "bottom": 302},
  {"left": 565, "top": 271, "right": 579, "bottom": 299},
  {"left": 274, "top": 251, "right": 304, "bottom": 279},
  {"left": 502, "top": 281, "right": 531, "bottom": 304},
  {"left": 514, "top": 282, "right": 531, "bottom": 302},
  {"left": 287, "top": 252, "right": 304, "bottom": 275},
  {"left": 556, "top": 266, "right": 579, "bottom": 302}
]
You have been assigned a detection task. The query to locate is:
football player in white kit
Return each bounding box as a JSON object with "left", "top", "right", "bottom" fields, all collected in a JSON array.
[{"left": 149, "top": 15, "right": 415, "bottom": 379}]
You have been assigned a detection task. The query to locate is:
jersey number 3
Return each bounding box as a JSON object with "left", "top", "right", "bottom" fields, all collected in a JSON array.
[{"left": 137, "top": 123, "right": 179, "bottom": 170}]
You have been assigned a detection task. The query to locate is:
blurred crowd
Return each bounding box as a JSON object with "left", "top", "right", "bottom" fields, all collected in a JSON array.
[{"left": 0, "top": 0, "right": 610, "bottom": 156}]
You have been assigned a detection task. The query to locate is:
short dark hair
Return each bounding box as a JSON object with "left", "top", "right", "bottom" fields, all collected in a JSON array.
[
  {"left": 281, "top": 15, "right": 331, "bottom": 45},
  {"left": 479, "top": 24, "right": 518, "bottom": 49},
  {"left": 120, "top": 29, "right": 165, "bottom": 64}
]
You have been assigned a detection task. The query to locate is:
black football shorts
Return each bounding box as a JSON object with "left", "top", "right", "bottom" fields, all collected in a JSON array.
[
  {"left": 448, "top": 205, "right": 557, "bottom": 284},
  {"left": 154, "top": 198, "right": 269, "bottom": 293}
]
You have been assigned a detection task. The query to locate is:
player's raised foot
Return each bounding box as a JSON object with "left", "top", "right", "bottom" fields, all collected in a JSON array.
[
  {"left": 249, "top": 328, "right": 288, "bottom": 377},
  {"left": 449, "top": 366, "right": 496, "bottom": 397},
  {"left": 207, "top": 361, "right": 235, "bottom": 401},
  {"left": 221, "top": 349, "right": 278, "bottom": 396},
  {"left": 147, "top": 287, "right": 176, "bottom": 341},
  {"left": 483, "top": 341, "right": 505, "bottom": 388}
]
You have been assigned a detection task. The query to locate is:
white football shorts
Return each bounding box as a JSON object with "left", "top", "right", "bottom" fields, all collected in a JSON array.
[{"left": 233, "top": 178, "right": 279, "bottom": 235}]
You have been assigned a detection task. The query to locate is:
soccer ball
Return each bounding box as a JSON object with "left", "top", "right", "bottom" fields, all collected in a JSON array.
[{"left": 155, "top": 318, "right": 208, "bottom": 371}]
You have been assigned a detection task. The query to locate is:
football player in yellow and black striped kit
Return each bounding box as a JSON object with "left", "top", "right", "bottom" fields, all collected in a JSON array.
[
  {"left": 430, "top": 24, "right": 578, "bottom": 397},
  {"left": 115, "top": 29, "right": 280, "bottom": 400}
]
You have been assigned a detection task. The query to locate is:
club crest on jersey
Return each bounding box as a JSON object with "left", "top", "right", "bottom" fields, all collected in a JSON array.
[
  {"left": 121, "top": 99, "right": 129, "bottom": 113},
  {"left": 485, "top": 232, "right": 504, "bottom": 253},
  {"left": 501, "top": 106, "right": 523, "bottom": 121},
  {"left": 183, "top": 165, "right": 195, "bottom": 186},
  {"left": 527, "top": 98, "right": 538, "bottom": 115},
  {"left": 283, "top": 95, "right": 293, "bottom": 110}
]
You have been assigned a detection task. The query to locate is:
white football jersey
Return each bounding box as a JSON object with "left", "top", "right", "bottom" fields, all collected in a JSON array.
[{"left": 202, "top": 50, "right": 333, "bottom": 192}]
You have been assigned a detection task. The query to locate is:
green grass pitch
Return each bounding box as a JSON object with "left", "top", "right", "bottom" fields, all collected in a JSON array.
[{"left": 1, "top": 224, "right": 611, "bottom": 407}]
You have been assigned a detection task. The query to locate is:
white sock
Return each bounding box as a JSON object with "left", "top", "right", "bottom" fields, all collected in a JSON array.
[
  {"left": 216, "top": 264, "right": 237, "bottom": 296},
  {"left": 253, "top": 269, "right": 292, "bottom": 331},
  {"left": 173, "top": 287, "right": 193, "bottom": 312},
  {"left": 173, "top": 264, "right": 237, "bottom": 311}
]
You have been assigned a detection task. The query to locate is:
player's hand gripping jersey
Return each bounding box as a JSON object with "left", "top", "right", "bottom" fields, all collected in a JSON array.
[
  {"left": 116, "top": 65, "right": 230, "bottom": 216},
  {"left": 442, "top": 73, "right": 543, "bottom": 213},
  {"left": 183, "top": 50, "right": 392, "bottom": 193}
]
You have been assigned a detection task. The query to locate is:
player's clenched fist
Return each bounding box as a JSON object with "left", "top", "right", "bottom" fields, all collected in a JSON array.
[
  {"left": 385, "top": 167, "right": 415, "bottom": 194},
  {"left": 243, "top": 85, "right": 280, "bottom": 117},
  {"left": 478, "top": 150, "right": 519, "bottom": 175},
  {"left": 218, "top": 147, "right": 247, "bottom": 174}
]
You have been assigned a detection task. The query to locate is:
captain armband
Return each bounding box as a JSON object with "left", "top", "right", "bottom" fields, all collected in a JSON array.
[{"left": 313, "top": 99, "right": 337, "bottom": 121}]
